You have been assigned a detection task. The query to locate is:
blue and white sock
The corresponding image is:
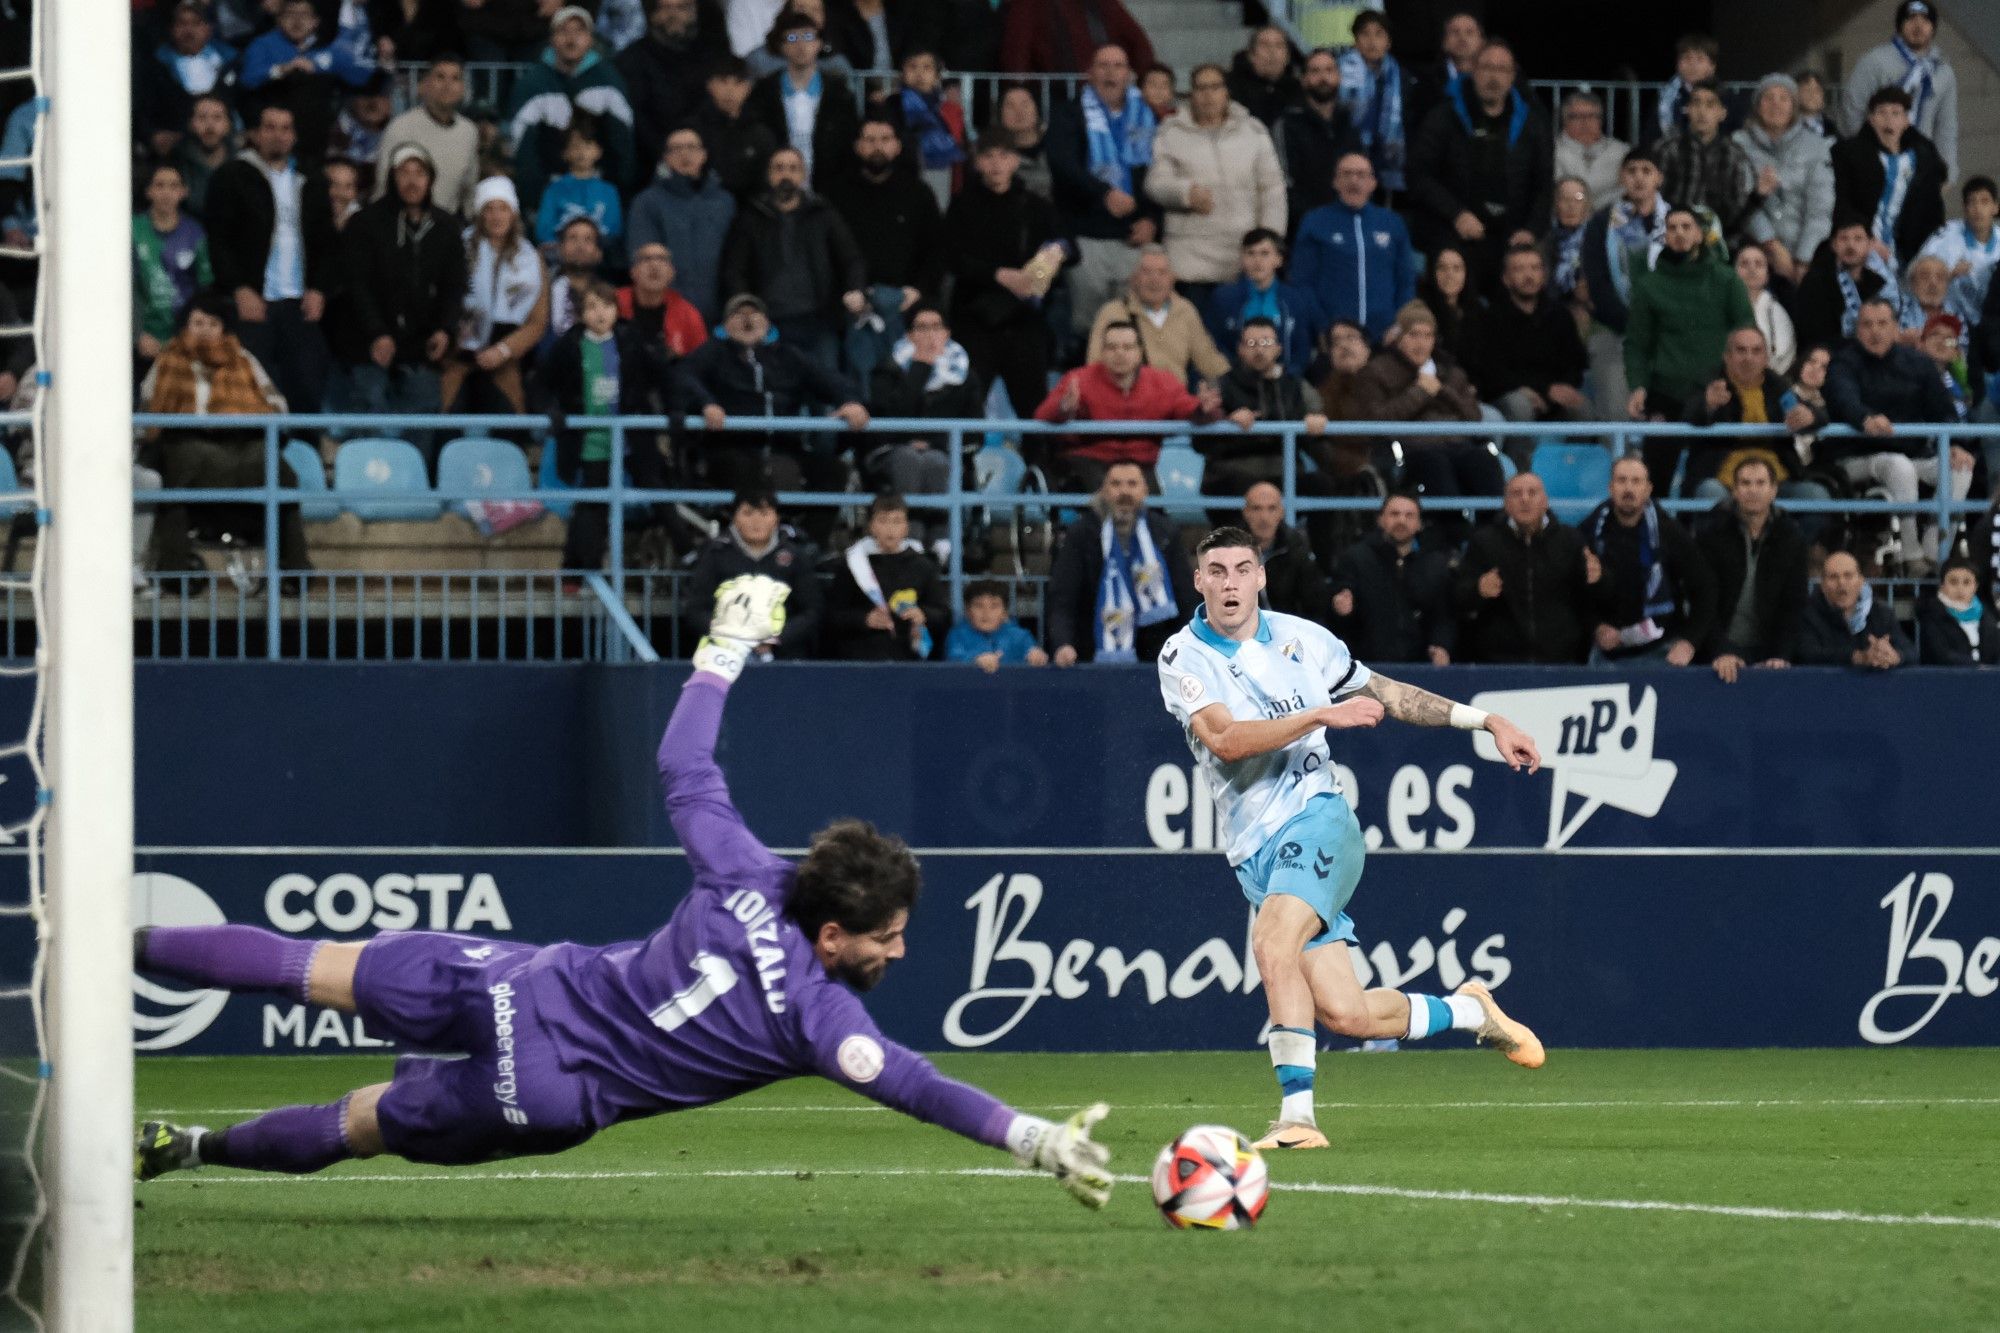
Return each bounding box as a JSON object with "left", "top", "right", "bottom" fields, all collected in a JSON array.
[
  {"left": 1402, "top": 993, "right": 1485, "bottom": 1041},
  {"left": 1268, "top": 1026, "right": 1317, "bottom": 1124}
]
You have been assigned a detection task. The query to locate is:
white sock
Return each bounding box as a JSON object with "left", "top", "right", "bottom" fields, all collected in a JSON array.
[
  {"left": 1279, "top": 1088, "right": 1315, "bottom": 1124},
  {"left": 1269, "top": 1026, "right": 1317, "bottom": 1126},
  {"left": 1446, "top": 994, "right": 1486, "bottom": 1031}
]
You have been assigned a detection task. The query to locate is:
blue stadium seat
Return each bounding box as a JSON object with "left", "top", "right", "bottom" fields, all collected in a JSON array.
[
  {"left": 1156, "top": 439, "right": 1207, "bottom": 524},
  {"left": 437, "top": 437, "right": 533, "bottom": 518},
  {"left": 973, "top": 440, "right": 1024, "bottom": 495},
  {"left": 0, "top": 445, "right": 25, "bottom": 515},
  {"left": 333, "top": 438, "right": 441, "bottom": 521},
  {"left": 534, "top": 436, "right": 575, "bottom": 521},
  {"left": 284, "top": 440, "right": 338, "bottom": 522},
  {"left": 1530, "top": 440, "right": 1613, "bottom": 508}
]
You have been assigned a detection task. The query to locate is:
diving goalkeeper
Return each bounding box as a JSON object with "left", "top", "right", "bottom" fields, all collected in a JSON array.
[{"left": 134, "top": 576, "right": 1112, "bottom": 1208}]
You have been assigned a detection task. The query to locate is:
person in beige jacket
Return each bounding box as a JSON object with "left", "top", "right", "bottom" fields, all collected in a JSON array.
[
  {"left": 1144, "top": 63, "right": 1288, "bottom": 293},
  {"left": 1086, "top": 246, "right": 1232, "bottom": 387}
]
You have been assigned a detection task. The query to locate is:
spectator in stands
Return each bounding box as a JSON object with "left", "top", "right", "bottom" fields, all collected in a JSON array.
[
  {"left": 1683, "top": 326, "right": 1828, "bottom": 505},
  {"left": 1139, "top": 64, "right": 1179, "bottom": 124},
  {"left": 1147, "top": 63, "right": 1288, "bottom": 301},
  {"left": 1796, "top": 549, "right": 1912, "bottom": 669},
  {"left": 1905, "top": 257, "right": 1962, "bottom": 350},
  {"left": 825, "top": 115, "right": 945, "bottom": 385},
  {"left": 1205, "top": 228, "right": 1321, "bottom": 380},
  {"left": 503, "top": 6, "right": 639, "bottom": 214},
  {"left": 141, "top": 290, "right": 312, "bottom": 576},
  {"left": 1407, "top": 36, "right": 1551, "bottom": 284},
  {"left": 1825, "top": 296, "right": 1972, "bottom": 575},
  {"left": 942, "top": 130, "right": 1063, "bottom": 419},
  {"left": 1035, "top": 319, "right": 1221, "bottom": 492},
  {"left": 683, "top": 487, "right": 824, "bottom": 658},
  {"left": 1240, "top": 480, "right": 1332, "bottom": 626},
  {"left": 1795, "top": 71, "right": 1836, "bottom": 138},
  {"left": 1086, "top": 246, "right": 1230, "bottom": 389},
  {"left": 1452, "top": 470, "right": 1596, "bottom": 664},
  {"left": 826, "top": 491, "right": 950, "bottom": 661},
  {"left": 1468, "top": 243, "right": 1589, "bottom": 459},
  {"left": 327, "top": 71, "right": 396, "bottom": 192},
  {"left": 620, "top": 0, "right": 731, "bottom": 176},
  {"left": 1925, "top": 176, "right": 2000, "bottom": 334},
  {"left": 1794, "top": 214, "right": 1894, "bottom": 350},
  {"left": 1734, "top": 244, "right": 1796, "bottom": 375},
  {"left": 1577, "top": 147, "right": 1667, "bottom": 418},
  {"left": 1289, "top": 151, "right": 1411, "bottom": 343},
  {"left": 1656, "top": 81, "right": 1759, "bottom": 244},
  {"left": 688, "top": 55, "right": 781, "bottom": 198},
  {"left": 816, "top": 0, "right": 930, "bottom": 72},
  {"left": 1697, "top": 456, "right": 1806, "bottom": 680},
  {"left": 1972, "top": 492, "right": 2000, "bottom": 599},
  {"left": 1833, "top": 86, "right": 1945, "bottom": 267},
  {"left": 1581, "top": 455, "right": 1716, "bottom": 666},
  {"left": 1922, "top": 313, "right": 1972, "bottom": 423},
  {"left": 747, "top": 6, "right": 861, "bottom": 189},
  {"left": 1338, "top": 12, "right": 1412, "bottom": 198},
  {"left": 995, "top": 86, "right": 1055, "bottom": 202},
  {"left": 1313, "top": 317, "right": 1371, "bottom": 423},
  {"left": 1226, "top": 24, "right": 1299, "bottom": 129},
  {"left": 1045, "top": 458, "right": 1194, "bottom": 665},
  {"left": 171, "top": 93, "right": 236, "bottom": 221},
  {"left": 326, "top": 160, "right": 363, "bottom": 233},
  {"left": 536, "top": 116, "right": 625, "bottom": 254},
  {"left": 327, "top": 143, "right": 464, "bottom": 443},
  {"left": 1919, "top": 556, "right": 2000, "bottom": 665},
  {"left": 1625, "top": 205, "right": 1754, "bottom": 493},
  {"left": 680, "top": 293, "right": 869, "bottom": 493},
  {"left": 1652, "top": 33, "right": 1724, "bottom": 144},
  {"left": 1542, "top": 176, "right": 1592, "bottom": 310},
  {"left": 134, "top": 163, "right": 213, "bottom": 369},
  {"left": 1206, "top": 316, "right": 1328, "bottom": 504},
  {"left": 1351, "top": 300, "right": 1500, "bottom": 507},
  {"left": 205, "top": 100, "right": 335, "bottom": 414},
  {"left": 441, "top": 176, "right": 549, "bottom": 415},
  {"left": 542, "top": 215, "right": 609, "bottom": 351},
  {"left": 947, "top": 580, "right": 1048, "bottom": 671},
  {"left": 1048, "top": 44, "right": 1161, "bottom": 339},
  {"left": 998, "top": 0, "right": 1153, "bottom": 76},
  {"left": 721, "top": 146, "right": 867, "bottom": 375},
  {"left": 864, "top": 303, "right": 984, "bottom": 537},
  {"left": 626, "top": 127, "right": 736, "bottom": 326},
  {"left": 1273, "top": 47, "right": 1361, "bottom": 227},
  {"left": 1408, "top": 9, "right": 1480, "bottom": 132},
  {"left": 1554, "top": 91, "right": 1626, "bottom": 211},
  {"left": 1735, "top": 73, "right": 1834, "bottom": 290},
  {"left": 1417, "top": 242, "right": 1483, "bottom": 368},
  {"left": 882, "top": 48, "right": 967, "bottom": 207},
  {"left": 239, "top": 0, "right": 373, "bottom": 160},
  {"left": 1842, "top": 0, "right": 1957, "bottom": 182},
  {"left": 138, "top": 0, "right": 238, "bottom": 160},
  {"left": 372, "top": 56, "right": 478, "bottom": 218},
  {"left": 618, "top": 241, "right": 708, "bottom": 357},
  {"left": 1330, "top": 492, "right": 1454, "bottom": 664}
]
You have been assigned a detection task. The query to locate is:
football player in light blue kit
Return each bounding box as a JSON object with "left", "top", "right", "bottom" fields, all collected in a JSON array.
[{"left": 1159, "top": 526, "right": 1547, "bottom": 1150}]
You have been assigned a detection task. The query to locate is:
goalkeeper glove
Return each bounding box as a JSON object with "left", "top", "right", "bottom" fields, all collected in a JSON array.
[
  {"left": 692, "top": 574, "right": 791, "bottom": 682},
  {"left": 1011, "top": 1102, "right": 1113, "bottom": 1209}
]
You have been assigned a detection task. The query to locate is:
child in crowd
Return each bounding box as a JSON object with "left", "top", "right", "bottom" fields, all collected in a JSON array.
[
  {"left": 947, "top": 579, "right": 1048, "bottom": 672},
  {"left": 891, "top": 48, "right": 966, "bottom": 208},
  {"left": 537, "top": 116, "right": 623, "bottom": 256},
  {"left": 133, "top": 161, "right": 212, "bottom": 365},
  {"left": 1919, "top": 556, "right": 2000, "bottom": 665}
]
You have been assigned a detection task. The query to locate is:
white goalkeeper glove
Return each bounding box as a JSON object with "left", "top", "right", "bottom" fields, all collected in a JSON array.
[
  {"left": 1010, "top": 1102, "right": 1113, "bottom": 1209},
  {"left": 692, "top": 574, "right": 791, "bottom": 682}
]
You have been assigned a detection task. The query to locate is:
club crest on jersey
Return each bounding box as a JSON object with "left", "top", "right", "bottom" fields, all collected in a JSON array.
[
  {"left": 1178, "top": 674, "right": 1203, "bottom": 704},
  {"left": 1279, "top": 639, "right": 1302, "bottom": 663}
]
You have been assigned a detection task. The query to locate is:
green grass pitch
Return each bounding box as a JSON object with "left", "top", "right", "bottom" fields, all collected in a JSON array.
[{"left": 134, "top": 1048, "right": 2000, "bottom": 1331}]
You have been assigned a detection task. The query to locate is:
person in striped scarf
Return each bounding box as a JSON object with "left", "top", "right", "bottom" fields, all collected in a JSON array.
[{"left": 1842, "top": 0, "right": 1958, "bottom": 182}]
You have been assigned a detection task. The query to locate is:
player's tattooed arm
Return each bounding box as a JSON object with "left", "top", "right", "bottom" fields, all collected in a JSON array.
[{"left": 1354, "top": 673, "right": 1456, "bottom": 727}]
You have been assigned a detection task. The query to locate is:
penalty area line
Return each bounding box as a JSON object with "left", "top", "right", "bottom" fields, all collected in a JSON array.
[{"left": 147, "top": 1165, "right": 2000, "bottom": 1231}]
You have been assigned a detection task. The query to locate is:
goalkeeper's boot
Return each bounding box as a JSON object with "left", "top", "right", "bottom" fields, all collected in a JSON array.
[
  {"left": 135, "top": 1121, "right": 203, "bottom": 1182},
  {"left": 1253, "top": 1120, "right": 1329, "bottom": 1151},
  {"left": 1456, "top": 981, "right": 1546, "bottom": 1069}
]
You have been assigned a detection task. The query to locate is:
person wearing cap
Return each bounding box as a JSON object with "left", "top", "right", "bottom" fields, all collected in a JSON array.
[
  {"left": 240, "top": 0, "right": 375, "bottom": 161},
  {"left": 327, "top": 142, "right": 466, "bottom": 461},
  {"left": 503, "top": 4, "right": 638, "bottom": 216},
  {"left": 374, "top": 55, "right": 480, "bottom": 218},
  {"left": 745, "top": 6, "right": 861, "bottom": 190},
  {"left": 1733, "top": 73, "right": 1835, "bottom": 289},
  {"left": 441, "top": 175, "right": 549, "bottom": 416},
  {"left": 1843, "top": 0, "right": 1957, "bottom": 182},
  {"left": 627, "top": 125, "right": 736, "bottom": 324},
  {"left": 681, "top": 487, "right": 824, "bottom": 659},
  {"left": 720, "top": 145, "right": 867, "bottom": 376},
  {"left": 1833, "top": 85, "right": 1947, "bottom": 268},
  {"left": 328, "top": 69, "right": 399, "bottom": 193}
]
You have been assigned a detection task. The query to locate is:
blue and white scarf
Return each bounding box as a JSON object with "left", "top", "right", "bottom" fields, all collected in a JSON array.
[
  {"left": 1081, "top": 83, "right": 1154, "bottom": 194},
  {"left": 1587, "top": 502, "right": 1676, "bottom": 634},
  {"left": 1893, "top": 36, "right": 1943, "bottom": 129},
  {"left": 1338, "top": 50, "right": 1405, "bottom": 190},
  {"left": 1843, "top": 581, "right": 1874, "bottom": 636},
  {"left": 845, "top": 536, "right": 933, "bottom": 659},
  {"left": 1876, "top": 148, "right": 1915, "bottom": 245},
  {"left": 1095, "top": 517, "right": 1174, "bottom": 662},
  {"left": 889, "top": 335, "right": 971, "bottom": 392},
  {"left": 1656, "top": 75, "right": 1690, "bottom": 138},
  {"left": 899, "top": 87, "right": 964, "bottom": 170},
  {"left": 1550, "top": 221, "right": 1586, "bottom": 295},
  {"left": 1605, "top": 195, "right": 1668, "bottom": 306}
]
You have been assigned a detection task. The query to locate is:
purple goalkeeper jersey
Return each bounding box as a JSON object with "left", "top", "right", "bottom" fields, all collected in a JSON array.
[{"left": 511, "top": 674, "right": 1017, "bottom": 1149}]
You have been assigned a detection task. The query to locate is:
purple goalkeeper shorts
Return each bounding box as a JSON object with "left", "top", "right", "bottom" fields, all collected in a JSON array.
[{"left": 352, "top": 931, "right": 594, "bottom": 1166}]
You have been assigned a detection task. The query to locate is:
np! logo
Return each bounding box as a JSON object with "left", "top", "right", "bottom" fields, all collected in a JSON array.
[{"left": 1468, "top": 685, "right": 1678, "bottom": 848}]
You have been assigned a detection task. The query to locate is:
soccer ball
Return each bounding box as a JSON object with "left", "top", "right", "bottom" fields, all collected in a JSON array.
[{"left": 1151, "top": 1125, "right": 1269, "bottom": 1230}]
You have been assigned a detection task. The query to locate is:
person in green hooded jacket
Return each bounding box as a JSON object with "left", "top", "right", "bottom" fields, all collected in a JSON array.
[{"left": 1624, "top": 204, "right": 1753, "bottom": 495}]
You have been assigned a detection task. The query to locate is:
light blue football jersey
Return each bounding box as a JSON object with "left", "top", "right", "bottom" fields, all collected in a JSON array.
[{"left": 1157, "top": 608, "right": 1373, "bottom": 866}]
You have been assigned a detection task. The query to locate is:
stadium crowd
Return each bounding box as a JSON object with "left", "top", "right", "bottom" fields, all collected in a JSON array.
[{"left": 61, "top": 0, "right": 2000, "bottom": 668}]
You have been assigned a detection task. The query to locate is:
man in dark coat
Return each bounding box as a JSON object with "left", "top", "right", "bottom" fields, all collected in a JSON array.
[
  {"left": 1045, "top": 460, "right": 1197, "bottom": 665},
  {"left": 943, "top": 132, "right": 1064, "bottom": 419},
  {"left": 1241, "top": 481, "right": 1332, "bottom": 626},
  {"left": 1695, "top": 457, "right": 1808, "bottom": 682},
  {"left": 1331, "top": 492, "right": 1456, "bottom": 664},
  {"left": 1406, "top": 37, "right": 1552, "bottom": 284},
  {"left": 1227, "top": 25, "right": 1302, "bottom": 128},
  {"left": 616, "top": 0, "right": 730, "bottom": 176},
  {"left": 1795, "top": 549, "right": 1913, "bottom": 668},
  {"left": 719, "top": 147, "right": 868, "bottom": 374},
  {"left": 1831, "top": 85, "right": 1947, "bottom": 266},
  {"left": 682, "top": 487, "right": 824, "bottom": 659},
  {"left": 745, "top": 9, "right": 861, "bottom": 190},
  {"left": 1452, "top": 471, "right": 1597, "bottom": 663},
  {"left": 1578, "top": 456, "right": 1716, "bottom": 666}
]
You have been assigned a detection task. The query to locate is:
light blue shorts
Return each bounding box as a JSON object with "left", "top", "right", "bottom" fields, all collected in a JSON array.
[{"left": 1234, "top": 793, "right": 1366, "bottom": 951}]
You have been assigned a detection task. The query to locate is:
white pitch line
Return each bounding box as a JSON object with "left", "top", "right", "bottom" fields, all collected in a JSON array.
[{"left": 143, "top": 1165, "right": 2000, "bottom": 1232}]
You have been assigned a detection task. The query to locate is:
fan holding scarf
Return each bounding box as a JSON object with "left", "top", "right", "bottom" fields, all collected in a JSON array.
[
  {"left": 1045, "top": 460, "right": 1197, "bottom": 666},
  {"left": 1843, "top": 0, "right": 1958, "bottom": 182},
  {"left": 1581, "top": 455, "right": 1716, "bottom": 667}
]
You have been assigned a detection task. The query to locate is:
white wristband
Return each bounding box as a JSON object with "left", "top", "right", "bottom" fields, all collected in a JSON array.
[
  {"left": 691, "top": 636, "right": 749, "bottom": 684},
  {"left": 1449, "top": 704, "right": 1490, "bottom": 732}
]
